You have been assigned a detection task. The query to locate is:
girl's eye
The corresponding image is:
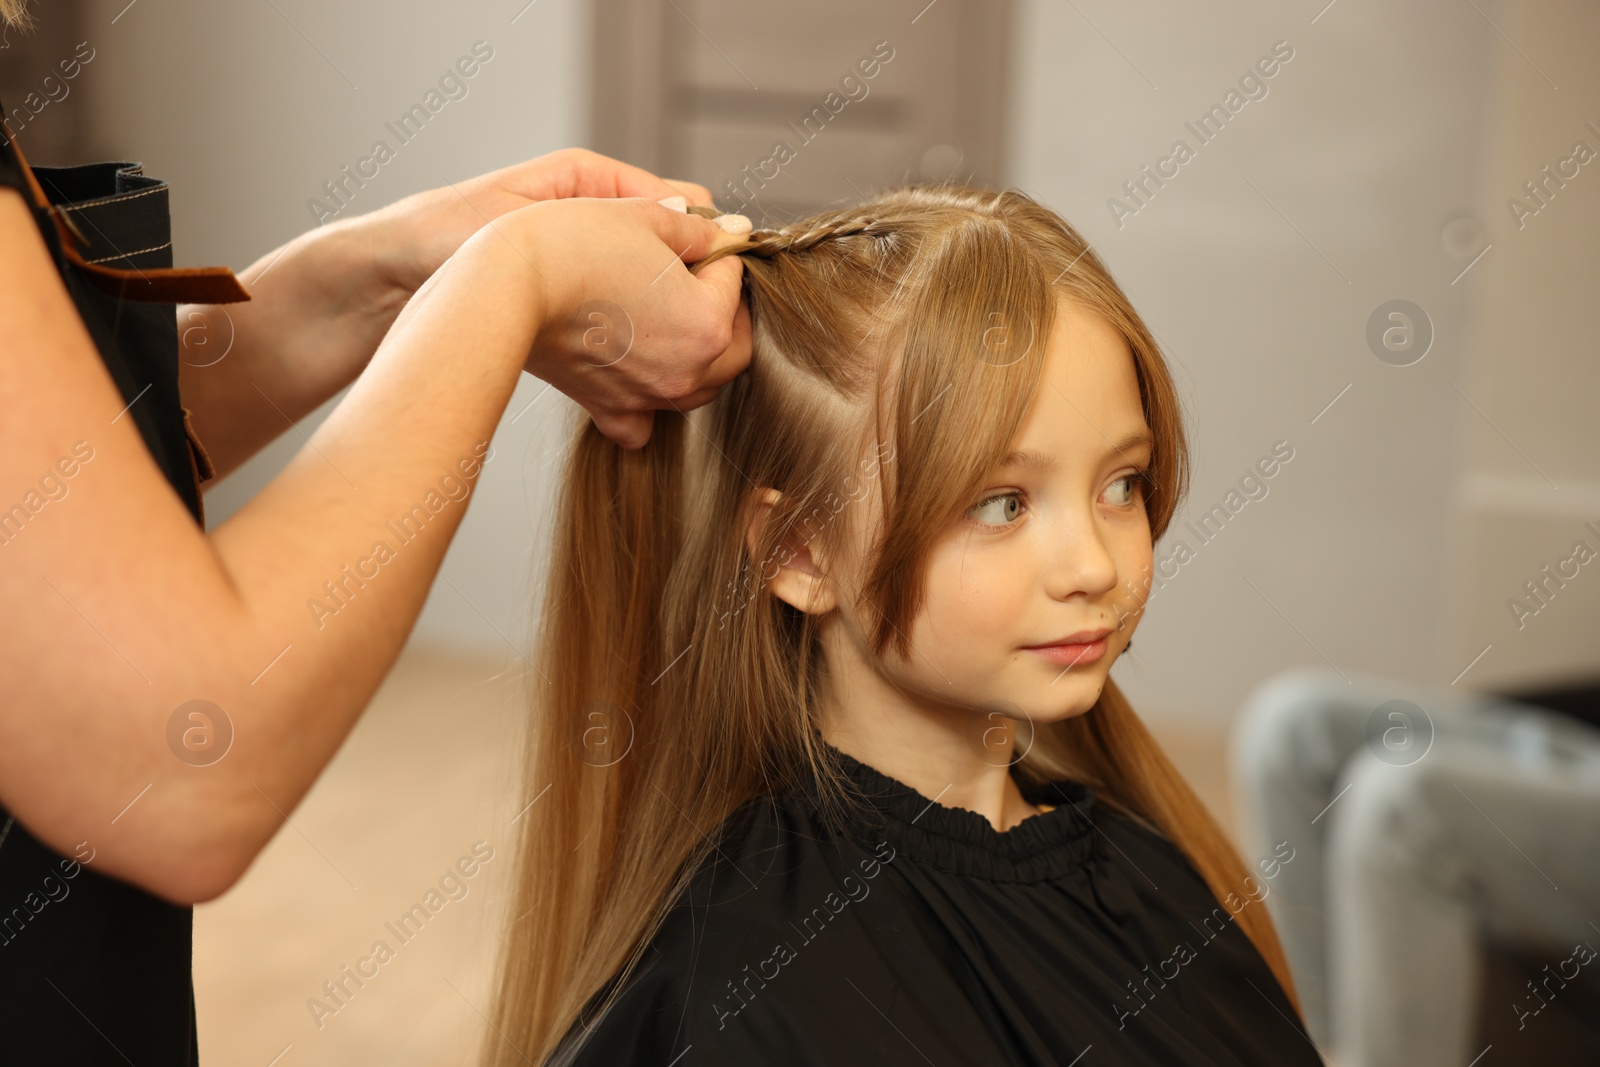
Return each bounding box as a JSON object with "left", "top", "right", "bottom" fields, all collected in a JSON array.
[
  {"left": 1105, "top": 471, "right": 1148, "bottom": 508},
  {"left": 968, "top": 491, "right": 1024, "bottom": 528},
  {"left": 966, "top": 472, "right": 1148, "bottom": 528}
]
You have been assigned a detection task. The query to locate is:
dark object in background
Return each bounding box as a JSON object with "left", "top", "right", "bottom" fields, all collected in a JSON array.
[
  {"left": 1498, "top": 677, "right": 1600, "bottom": 732},
  {"left": 1475, "top": 940, "right": 1600, "bottom": 1066},
  {"left": 1472, "top": 677, "right": 1600, "bottom": 1064}
]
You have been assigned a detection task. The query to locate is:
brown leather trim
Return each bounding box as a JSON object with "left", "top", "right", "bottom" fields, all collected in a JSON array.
[
  {"left": 71, "top": 257, "right": 253, "bottom": 304},
  {"left": 4, "top": 127, "right": 252, "bottom": 305},
  {"left": 180, "top": 405, "right": 216, "bottom": 485}
]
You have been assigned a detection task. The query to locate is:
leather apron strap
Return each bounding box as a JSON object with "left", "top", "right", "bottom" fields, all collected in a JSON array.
[{"left": 2, "top": 126, "right": 250, "bottom": 305}]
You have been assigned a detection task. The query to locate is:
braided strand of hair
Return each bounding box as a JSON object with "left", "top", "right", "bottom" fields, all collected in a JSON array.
[{"left": 735, "top": 215, "right": 898, "bottom": 257}]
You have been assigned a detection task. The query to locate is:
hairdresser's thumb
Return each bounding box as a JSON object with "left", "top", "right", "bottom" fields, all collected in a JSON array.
[
  {"left": 644, "top": 198, "right": 752, "bottom": 265},
  {"left": 691, "top": 249, "right": 746, "bottom": 315}
]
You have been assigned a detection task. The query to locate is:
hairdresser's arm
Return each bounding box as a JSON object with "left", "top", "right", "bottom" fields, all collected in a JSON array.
[
  {"left": 0, "top": 189, "right": 746, "bottom": 905},
  {"left": 177, "top": 148, "right": 717, "bottom": 480}
]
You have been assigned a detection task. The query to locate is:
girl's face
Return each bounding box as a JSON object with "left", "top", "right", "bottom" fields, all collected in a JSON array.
[{"left": 806, "top": 297, "right": 1155, "bottom": 750}]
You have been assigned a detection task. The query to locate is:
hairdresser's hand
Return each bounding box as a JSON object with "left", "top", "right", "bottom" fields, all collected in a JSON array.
[
  {"left": 372, "top": 147, "right": 717, "bottom": 294},
  {"left": 504, "top": 196, "right": 752, "bottom": 448},
  {"left": 180, "top": 148, "right": 716, "bottom": 479}
]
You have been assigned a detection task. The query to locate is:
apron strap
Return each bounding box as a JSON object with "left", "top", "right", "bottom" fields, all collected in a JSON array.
[{"left": 3, "top": 128, "right": 251, "bottom": 305}]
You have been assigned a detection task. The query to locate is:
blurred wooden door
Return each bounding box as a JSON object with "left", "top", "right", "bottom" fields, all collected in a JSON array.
[{"left": 591, "top": 0, "right": 1012, "bottom": 222}]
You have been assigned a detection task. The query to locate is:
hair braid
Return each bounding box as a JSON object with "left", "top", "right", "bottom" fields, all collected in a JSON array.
[{"left": 736, "top": 215, "right": 899, "bottom": 257}]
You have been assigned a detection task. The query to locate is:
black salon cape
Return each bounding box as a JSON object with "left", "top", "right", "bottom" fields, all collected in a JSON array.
[{"left": 556, "top": 743, "right": 1320, "bottom": 1067}]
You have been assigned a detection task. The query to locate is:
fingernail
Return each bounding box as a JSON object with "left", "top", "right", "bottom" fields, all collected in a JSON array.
[
  {"left": 656, "top": 195, "right": 688, "bottom": 213},
  {"left": 715, "top": 213, "right": 752, "bottom": 235}
]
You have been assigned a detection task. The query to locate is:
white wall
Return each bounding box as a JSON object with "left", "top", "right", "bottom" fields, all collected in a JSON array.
[{"left": 1438, "top": 0, "right": 1600, "bottom": 693}]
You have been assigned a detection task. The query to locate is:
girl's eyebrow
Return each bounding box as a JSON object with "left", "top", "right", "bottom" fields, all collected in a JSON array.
[{"left": 1000, "top": 429, "right": 1154, "bottom": 472}]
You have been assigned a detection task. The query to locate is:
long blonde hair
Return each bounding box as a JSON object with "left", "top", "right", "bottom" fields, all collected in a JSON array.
[
  {"left": 485, "top": 182, "right": 1302, "bottom": 1065},
  {"left": 1, "top": 0, "right": 32, "bottom": 31}
]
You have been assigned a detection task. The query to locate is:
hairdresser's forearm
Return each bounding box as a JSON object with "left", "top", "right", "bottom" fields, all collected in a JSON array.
[
  {"left": 176, "top": 207, "right": 418, "bottom": 481},
  {"left": 192, "top": 227, "right": 541, "bottom": 895}
]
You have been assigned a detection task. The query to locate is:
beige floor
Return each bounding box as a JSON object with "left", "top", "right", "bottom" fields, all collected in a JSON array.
[
  {"left": 194, "top": 642, "right": 530, "bottom": 1067},
  {"left": 194, "top": 643, "right": 1249, "bottom": 1065}
]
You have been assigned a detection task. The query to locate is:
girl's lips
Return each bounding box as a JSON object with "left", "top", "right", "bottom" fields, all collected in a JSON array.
[{"left": 1023, "top": 637, "right": 1109, "bottom": 667}]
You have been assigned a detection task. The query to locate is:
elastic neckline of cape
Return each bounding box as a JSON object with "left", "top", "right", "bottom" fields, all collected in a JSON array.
[{"left": 811, "top": 740, "right": 1102, "bottom": 884}]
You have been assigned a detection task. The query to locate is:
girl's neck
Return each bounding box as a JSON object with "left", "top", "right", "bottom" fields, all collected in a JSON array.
[{"left": 819, "top": 707, "right": 1048, "bottom": 833}]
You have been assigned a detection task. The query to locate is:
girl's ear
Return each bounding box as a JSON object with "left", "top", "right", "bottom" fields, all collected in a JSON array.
[{"left": 744, "top": 488, "right": 837, "bottom": 615}]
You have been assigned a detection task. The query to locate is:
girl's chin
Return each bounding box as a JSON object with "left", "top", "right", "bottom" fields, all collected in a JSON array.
[
  {"left": 1035, "top": 699, "right": 1100, "bottom": 724},
  {"left": 1034, "top": 676, "right": 1109, "bottom": 716},
  {"left": 1001, "top": 695, "right": 1103, "bottom": 728}
]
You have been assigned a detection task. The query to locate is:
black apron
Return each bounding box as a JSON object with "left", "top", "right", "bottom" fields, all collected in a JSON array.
[{"left": 0, "top": 106, "right": 248, "bottom": 1064}]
